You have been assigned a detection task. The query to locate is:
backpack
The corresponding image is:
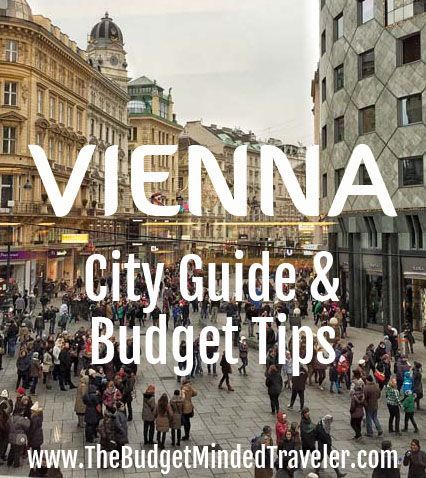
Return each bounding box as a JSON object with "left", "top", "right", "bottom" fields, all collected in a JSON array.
[
  {"left": 337, "top": 357, "right": 349, "bottom": 375},
  {"left": 250, "top": 435, "right": 262, "bottom": 453}
]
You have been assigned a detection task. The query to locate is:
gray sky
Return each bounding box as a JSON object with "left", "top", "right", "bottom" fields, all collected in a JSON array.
[{"left": 29, "top": 0, "right": 319, "bottom": 146}]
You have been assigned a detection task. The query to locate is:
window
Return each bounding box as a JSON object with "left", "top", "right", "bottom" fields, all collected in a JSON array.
[
  {"left": 321, "top": 30, "right": 326, "bottom": 55},
  {"left": 399, "top": 33, "right": 421, "bottom": 65},
  {"left": 2, "top": 127, "right": 16, "bottom": 154},
  {"left": 406, "top": 215, "right": 423, "bottom": 249},
  {"left": 106, "top": 127, "right": 110, "bottom": 143},
  {"left": 414, "top": 0, "right": 426, "bottom": 15},
  {"left": 90, "top": 119, "right": 95, "bottom": 136},
  {"left": 48, "top": 138, "right": 55, "bottom": 160},
  {"left": 358, "top": 0, "right": 374, "bottom": 25},
  {"left": 99, "top": 123, "right": 103, "bottom": 139},
  {"left": 334, "top": 116, "right": 344, "bottom": 143},
  {"left": 321, "top": 77, "right": 327, "bottom": 103},
  {"left": 59, "top": 102, "right": 64, "bottom": 124},
  {"left": 359, "top": 164, "right": 372, "bottom": 185},
  {"left": 37, "top": 89, "right": 44, "bottom": 115},
  {"left": 5, "top": 40, "right": 18, "bottom": 62},
  {"left": 132, "top": 127, "right": 138, "bottom": 141},
  {"left": 359, "top": 105, "right": 376, "bottom": 134},
  {"left": 0, "top": 175, "right": 13, "bottom": 208},
  {"left": 400, "top": 156, "right": 424, "bottom": 187},
  {"left": 36, "top": 132, "right": 43, "bottom": 147},
  {"left": 335, "top": 168, "right": 345, "bottom": 192},
  {"left": 399, "top": 94, "right": 422, "bottom": 126},
  {"left": 364, "top": 216, "right": 378, "bottom": 248},
  {"left": 49, "top": 96, "right": 56, "bottom": 119},
  {"left": 77, "top": 110, "right": 83, "bottom": 132},
  {"left": 334, "top": 64, "right": 344, "bottom": 91},
  {"left": 58, "top": 141, "right": 63, "bottom": 162},
  {"left": 321, "top": 125, "right": 327, "bottom": 150},
  {"left": 4, "top": 82, "right": 17, "bottom": 106},
  {"left": 322, "top": 173, "right": 328, "bottom": 198},
  {"left": 67, "top": 105, "right": 73, "bottom": 128},
  {"left": 359, "top": 49, "right": 375, "bottom": 79},
  {"left": 334, "top": 13, "right": 344, "bottom": 41}
]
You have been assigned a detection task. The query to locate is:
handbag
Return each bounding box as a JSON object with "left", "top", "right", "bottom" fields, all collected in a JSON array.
[
  {"left": 374, "top": 370, "right": 385, "bottom": 383},
  {"left": 16, "top": 433, "right": 28, "bottom": 446}
]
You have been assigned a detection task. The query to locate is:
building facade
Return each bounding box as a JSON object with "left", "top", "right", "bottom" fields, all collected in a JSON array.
[
  {"left": 318, "top": 0, "right": 426, "bottom": 329},
  {"left": 0, "top": 1, "right": 131, "bottom": 294}
]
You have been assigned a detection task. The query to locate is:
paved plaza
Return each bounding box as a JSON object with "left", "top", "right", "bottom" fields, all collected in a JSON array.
[{"left": 1, "top": 302, "right": 424, "bottom": 478}]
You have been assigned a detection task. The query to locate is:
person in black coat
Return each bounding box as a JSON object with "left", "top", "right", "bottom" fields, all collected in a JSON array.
[
  {"left": 315, "top": 415, "right": 346, "bottom": 478},
  {"left": 58, "top": 342, "right": 76, "bottom": 391},
  {"left": 28, "top": 403, "right": 43, "bottom": 452},
  {"left": 82, "top": 385, "right": 102, "bottom": 443},
  {"left": 413, "top": 362, "right": 423, "bottom": 410},
  {"left": 372, "top": 440, "right": 400, "bottom": 478},
  {"left": 265, "top": 365, "right": 283, "bottom": 414},
  {"left": 218, "top": 352, "right": 234, "bottom": 392},
  {"left": 300, "top": 407, "right": 316, "bottom": 454},
  {"left": 288, "top": 366, "right": 307, "bottom": 411},
  {"left": 403, "top": 439, "right": 426, "bottom": 478}
]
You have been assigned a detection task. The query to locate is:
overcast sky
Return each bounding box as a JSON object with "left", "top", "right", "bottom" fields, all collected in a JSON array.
[{"left": 29, "top": 0, "right": 319, "bottom": 146}]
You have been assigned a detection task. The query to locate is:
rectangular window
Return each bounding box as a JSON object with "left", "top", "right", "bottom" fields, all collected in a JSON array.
[
  {"left": 399, "top": 94, "right": 422, "bottom": 126},
  {"left": 49, "top": 96, "right": 56, "bottom": 119},
  {"left": 359, "top": 49, "right": 375, "bottom": 79},
  {"left": 77, "top": 110, "right": 82, "bottom": 131},
  {"left": 2, "top": 127, "right": 16, "bottom": 154},
  {"left": 100, "top": 123, "right": 103, "bottom": 139},
  {"left": 322, "top": 125, "right": 327, "bottom": 150},
  {"left": 359, "top": 105, "right": 376, "bottom": 134},
  {"left": 58, "top": 141, "right": 63, "bottom": 162},
  {"left": 48, "top": 138, "right": 54, "bottom": 160},
  {"left": 67, "top": 105, "right": 73, "bottom": 127},
  {"left": 4, "top": 82, "right": 17, "bottom": 106},
  {"left": 132, "top": 127, "right": 138, "bottom": 141},
  {"left": 36, "top": 132, "right": 43, "bottom": 147},
  {"left": 5, "top": 40, "right": 18, "bottom": 62},
  {"left": 399, "top": 33, "right": 421, "bottom": 65},
  {"left": 406, "top": 215, "right": 423, "bottom": 249},
  {"left": 334, "top": 116, "right": 344, "bottom": 143},
  {"left": 90, "top": 119, "right": 95, "bottom": 136},
  {"left": 37, "top": 89, "right": 44, "bottom": 115},
  {"left": 0, "top": 175, "right": 13, "bottom": 208},
  {"left": 358, "top": 0, "right": 374, "bottom": 25},
  {"left": 359, "top": 164, "right": 372, "bottom": 185},
  {"left": 106, "top": 127, "right": 110, "bottom": 143},
  {"left": 364, "top": 216, "right": 378, "bottom": 248},
  {"left": 334, "top": 64, "right": 344, "bottom": 91},
  {"left": 335, "top": 168, "right": 345, "bottom": 192},
  {"left": 321, "top": 77, "right": 327, "bottom": 103},
  {"left": 399, "top": 156, "right": 424, "bottom": 187},
  {"left": 321, "top": 30, "right": 326, "bottom": 55},
  {"left": 322, "top": 173, "right": 328, "bottom": 198},
  {"left": 59, "top": 101, "right": 64, "bottom": 124},
  {"left": 334, "top": 13, "right": 344, "bottom": 41}
]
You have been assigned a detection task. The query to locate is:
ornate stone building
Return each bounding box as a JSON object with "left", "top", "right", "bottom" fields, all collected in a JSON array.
[{"left": 318, "top": 0, "right": 426, "bottom": 329}]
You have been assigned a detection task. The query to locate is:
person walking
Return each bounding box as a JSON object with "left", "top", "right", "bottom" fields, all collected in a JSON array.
[
  {"left": 170, "top": 389, "right": 183, "bottom": 447},
  {"left": 287, "top": 366, "right": 307, "bottom": 411},
  {"left": 218, "top": 351, "right": 234, "bottom": 392},
  {"left": 402, "top": 390, "right": 419, "bottom": 433},
  {"left": 82, "top": 385, "right": 102, "bottom": 443},
  {"left": 28, "top": 402, "right": 43, "bottom": 452},
  {"left": 155, "top": 393, "right": 171, "bottom": 450},
  {"left": 386, "top": 377, "right": 401, "bottom": 435},
  {"left": 300, "top": 407, "right": 316, "bottom": 454},
  {"left": 403, "top": 439, "right": 426, "bottom": 478},
  {"left": 315, "top": 415, "right": 346, "bottom": 478},
  {"left": 74, "top": 370, "right": 89, "bottom": 428},
  {"left": 181, "top": 379, "right": 197, "bottom": 441},
  {"left": 29, "top": 352, "right": 42, "bottom": 396},
  {"left": 350, "top": 384, "right": 365, "bottom": 440},
  {"left": 238, "top": 336, "right": 249, "bottom": 376},
  {"left": 142, "top": 385, "right": 156, "bottom": 445},
  {"left": 372, "top": 440, "right": 401, "bottom": 478},
  {"left": 254, "top": 425, "right": 274, "bottom": 478},
  {"left": 265, "top": 365, "right": 283, "bottom": 414},
  {"left": 364, "top": 376, "right": 383, "bottom": 437},
  {"left": 413, "top": 362, "right": 423, "bottom": 410}
]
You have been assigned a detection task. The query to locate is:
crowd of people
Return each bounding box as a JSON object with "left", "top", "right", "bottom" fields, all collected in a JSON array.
[{"left": 0, "top": 265, "right": 425, "bottom": 478}]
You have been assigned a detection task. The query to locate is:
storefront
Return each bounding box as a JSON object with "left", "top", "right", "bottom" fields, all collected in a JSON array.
[
  {"left": 47, "top": 249, "right": 73, "bottom": 283},
  {"left": 402, "top": 256, "right": 426, "bottom": 331},
  {"left": 338, "top": 252, "right": 349, "bottom": 309},
  {"left": 0, "top": 250, "right": 32, "bottom": 292},
  {"left": 363, "top": 254, "right": 384, "bottom": 326}
]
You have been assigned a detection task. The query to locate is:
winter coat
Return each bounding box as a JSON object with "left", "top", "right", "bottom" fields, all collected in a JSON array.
[
  {"left": 350, "top": 391, "right": 365, "bottom": 419},
  {"left": 114, "top": 410, "right": 129, "bottom": 445},
  {"left": 155, "top": 404, "right": 172, "bottom": 432},
  {"left": 292, "top": 368, "right": 307, "bottom": 392},
  {"left": 220, "top": 354, "right": 232, "bottom": 374},
  {"left": 16, "top": 355, "right": 31, "bottom": 373},
  {"left": 170, "top": 395, "right": 183, "bottom": 429},
  {"left": 315, "top": 421, "right": 332, "bottom": 453},
  {"left": 98, "top": 411, "right": 116, "bottom": 449},
  {"left": 364, "top": 382, "right": 381, "bottom": 411},
  {"left": 181, "top": 383, "right": 197, "bottom": 415},
  {"left": 266, "top": 371, "right": 283, "bottom": 396},
  {"left": 142, "top": 393, "right": 156, "bottom": 422},
  {"left": 82, "top": 388, "right": 102, "bottom": 425},
  {"left": 30, "top": 358, "right": 41, "bottom": 378},
  {"left": 300, "top": 416, "right": 316, "bottom": 450},
  {"left": 74, "top": 375, "right": 89, "bottom": 415},
  {"left": 403, "top": 450, "right": 426, "bottom": 478},
  {"left": 28, "top": 414, "right": 43, "bottom": 448},
  {"left": 413, "top": 368, "right": 423, "bottom": 399},
  {"left": 8, "top": 414, "right": 30, "bottom": 445},
  {"left": 401, "top": 393, "right": 416, "bottom": 413}
]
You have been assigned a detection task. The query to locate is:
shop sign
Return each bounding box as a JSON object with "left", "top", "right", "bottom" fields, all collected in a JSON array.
[
  {"left": 48, "top": 250, "right": 70, "bottom": 259},
  {"left": 362, "top": 255, "right": 382, "bottom": 274},
  {"left": 0, "top": 251, "right": 31, "bottom": 262},
  {"left": 61, "top": 234, "right": 89, "bottom": 244}
]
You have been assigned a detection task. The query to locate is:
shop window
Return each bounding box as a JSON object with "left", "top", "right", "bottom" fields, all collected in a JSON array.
[
  {"left": 366, "top": 274, "right": 383, "bottom": 324},
  {"left": 364, "top": 216, "right": 378, "bottom": 248},
  {"left": 4, "top": 82, "right": 17, "bottom": 106},
  {"left": 321, "top": 125, "right": 327, "bottom": 150},
  {"left": 321, "top": 30, "right": 326, "bottom": 56},
  {"left": 334, "top": 13, "right": 344, "bottom": 41},
  {"left": 2, "top": 126, "right": 16, "bottom": 154},
  {"left": 407, "top": 215, "right": 423, "bottom": 249},
  {"left": 0, "top": 175, "right": 13, "bottom": 208},
  {"left": 334, "top": 64, "right": 344, "bottom": 92},
  {"left": 399, "top": 94, "right": 422, "bottom": 126},
  {"left": 359, "top": 105, "right": 376, "bottom": 134},
  {"left": 322, "top": 173, "right": 328, "bottom": 198},
  {"left": 359, "top": 164, "right": 372, "bottom": 185},
  {"left": 358, "top": 0, "right": 374, "bottom": 25},
  {"left": 334, "top": 116, "right": 344, "bottom": 143},
  {"left": 400, "top": 156, "right": 424, "bottom": 187},
  {"left": 321, "top": 77, "right": 327, "bottom": 102},
  {"left": 335, "top": 168, "right": 345, "bottom": 192},
  {"left": 359, "top": 49, "right": 375, "bottom": 79},
  {"left": 398, "top": 33, "right": 421, "bottom": 66}
]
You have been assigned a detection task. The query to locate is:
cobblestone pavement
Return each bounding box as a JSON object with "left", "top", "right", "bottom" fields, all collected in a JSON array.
[{"left": 1, "top": 301, "right": 424, "bottom": 477}]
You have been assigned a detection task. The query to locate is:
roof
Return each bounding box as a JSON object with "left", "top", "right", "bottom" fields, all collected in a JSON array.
[{"left": 129, "top": 76, "right": 156, "bottom": 87}]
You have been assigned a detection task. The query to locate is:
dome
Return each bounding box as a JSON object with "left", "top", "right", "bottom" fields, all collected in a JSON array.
[
  {"left": 0, "top": 0, "right": 33, "bottom": 21},
  {"left": 90, "top": 12, "right": 123, "bottom": 45},
  {"left": 128, "top": 100, "right": 151, "bottom": 114}
]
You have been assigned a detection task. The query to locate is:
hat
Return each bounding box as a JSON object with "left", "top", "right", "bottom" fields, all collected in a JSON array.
[
  {"left": 32, "top": 352, "right": 39, "bottom": 359},
  {"left": 0, "top": 390, "right": 8, "bottom": 398},
  {"left": 146, "top": 385, "right": 155, "bottom": 394},
  {"left": 31, "top": 401, "right": 42, "bottom": 413},
  {"left": 88, "top": 369, "right": 97, "bottom": 377},
  {"left": 358, "top": 359, "right": 366, "bottom": 366},
  {"left": 240, "top": 336, "right": 247, "bottom": 342},
  {"left": 347, "top": 342, "right": 354, "bottom": 348},
  {"left": 16, "top": 387, "right": 25, "bottom": 396}
]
